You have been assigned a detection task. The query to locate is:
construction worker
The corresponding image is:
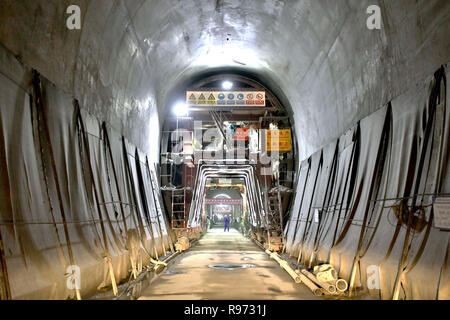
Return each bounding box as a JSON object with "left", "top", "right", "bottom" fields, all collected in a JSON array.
[
  {"left": 206, "top": 215, "right": 211, "bottom": 231},
  {"left": 224, "top": 215, "right": 230, "bottom": 232}
]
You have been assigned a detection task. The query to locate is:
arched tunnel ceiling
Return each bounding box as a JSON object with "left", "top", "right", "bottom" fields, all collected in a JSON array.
[{"left": 0, "top": 0, "right": 448, "bottom": 160}]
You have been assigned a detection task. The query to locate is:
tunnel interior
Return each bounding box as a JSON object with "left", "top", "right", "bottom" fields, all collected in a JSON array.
[
  {"left": 159, "top": 71, "right": 296, "bottom": 240},
  {"left": 0, "top": 0, "right": 449, "bottom": 301}
]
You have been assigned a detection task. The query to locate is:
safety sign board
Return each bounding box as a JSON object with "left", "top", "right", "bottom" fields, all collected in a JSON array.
[
  {"left": 234, "top": 128, "right": 249, "bottom": 141},
  {"left": 433, "top": 196, "right": 450, "bottom": 230},
  {"left": 266, "top": 129, "right": 292, "bottom": 152},
  {"left": 186, "top": 91, "right": 265, "bottom": 107},
  {"left": 205, "top": 198, "right": 243, "bottom": 205}
]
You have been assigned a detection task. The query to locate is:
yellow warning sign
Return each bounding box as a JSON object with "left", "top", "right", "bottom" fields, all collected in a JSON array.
[
  {"left": 198, "top": 93, "right": 206, "bottom": 105},
  {"left": 207, "top": 93, "right": 216, "bottom": 105},
  {"left": 266, "top": 129, "right": 292, "bottom": 151}
]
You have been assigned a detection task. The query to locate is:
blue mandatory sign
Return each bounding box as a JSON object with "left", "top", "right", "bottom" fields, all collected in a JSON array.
[
  {"left": 218, "top": 93, "right": 226, "bottom": 100},
  {"left": 236, "top": 93, "right": 245, "bottom": 105},
  {"left": 227, "top": 93, "right": 235, "bottom": 100}
]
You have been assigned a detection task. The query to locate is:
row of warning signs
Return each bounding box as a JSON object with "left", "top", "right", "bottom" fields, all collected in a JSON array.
[
  {"left": 205, "top": 198, "right": 243, "bottom": 205},
  {"left": 186, "top": 91, "right": 266, "bottom": 106}
]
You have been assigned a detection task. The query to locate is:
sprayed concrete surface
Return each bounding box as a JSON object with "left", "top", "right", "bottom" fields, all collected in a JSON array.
[{"left": 138, "top": 227, "right": 318, "bottom": 300}]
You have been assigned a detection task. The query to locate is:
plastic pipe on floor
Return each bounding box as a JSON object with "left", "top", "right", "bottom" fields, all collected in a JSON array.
[
  {"left": 258, "top": 242, "right": 323, "bottom": 296},
  {"left": 301, "top": 269, "right": 336, "bottom": 295},
  {"left": 336, "top": 278, "right": 348, "bottom": 292},
  {"left": 298, "top": 274, "right": 324, "bottom": 296},
  {"left": 265, "top": 250, "right": 301, "bottom": 283}
]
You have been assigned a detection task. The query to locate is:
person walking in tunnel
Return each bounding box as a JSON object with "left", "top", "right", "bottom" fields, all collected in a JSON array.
[
  {"left": 206, "top": 215, "right": 211, "bottom": 231},
  {"left": 224, "top": 215, "right": 230, "bottom": 232}
]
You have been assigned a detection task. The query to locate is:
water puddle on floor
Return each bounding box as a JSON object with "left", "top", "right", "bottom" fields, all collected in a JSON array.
[{"left": 208, "top": 263, "right": 256, "bottom": 270}]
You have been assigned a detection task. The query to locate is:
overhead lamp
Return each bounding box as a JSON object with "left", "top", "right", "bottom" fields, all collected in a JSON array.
[
  {"left": 173, "top": 102, "right": 189, "bottom": 116},
  {"left": 222, "top": 80, "right": 233, "bottom": 90}
]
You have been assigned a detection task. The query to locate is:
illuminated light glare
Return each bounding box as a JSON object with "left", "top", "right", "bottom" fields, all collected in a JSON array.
[
  {"left": 173, "top": 102, "right": 189, "bottom": 116},
  {"left": 222, "top": 81, "right": 233, "bottom": 90}
]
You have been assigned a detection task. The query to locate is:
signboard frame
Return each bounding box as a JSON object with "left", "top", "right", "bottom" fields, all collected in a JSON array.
[
  {"left": 234, "top": 127, "right": 249, "bottom": 141},
  {"left": 205, "top": 198, "right": 243, "bottom": 205},
  {"left": 432, "top": 196, "right": 450, "bottom": 231},
  {"left": 265, "top": 129, "right": 292, "bottom": 152},
  {"left": 186, "top": 90, "right": 266, "bottom": 107}
]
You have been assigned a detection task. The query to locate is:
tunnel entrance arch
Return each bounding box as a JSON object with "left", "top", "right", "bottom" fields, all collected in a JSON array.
[
  {"left": 159, "top": 71, "right": 299, "bottom": 251},
  {"left": 204, "top": 188, "right": 243, "bottom": 229}
]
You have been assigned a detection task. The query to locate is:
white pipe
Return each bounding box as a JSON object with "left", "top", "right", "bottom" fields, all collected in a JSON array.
[
  {"left": 265, "top": 250, "right": 301, "bottom": 283},
  {"left": 301, "top": 269, "right": 336, "bottom": 295},
  {"left": 298, "top": 274, "right": 324, "bottom": 296},
  {"left": 336, "top": 279, "right": 348, "bottom": 292},
  {"left": 261, "top": 245, "right": 324, "bottom": 296}
]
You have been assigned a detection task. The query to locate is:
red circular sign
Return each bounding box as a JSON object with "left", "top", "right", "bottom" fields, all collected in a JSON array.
[
  {"left": 256, "top": 93, "right": 263, "bottom": 100},
  {"left": 246, "top": 93, "right": 254, "bottom": 100}
]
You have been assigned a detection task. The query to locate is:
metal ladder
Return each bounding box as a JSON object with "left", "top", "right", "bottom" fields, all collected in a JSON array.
[
  {"left": 171, "top": 188, "right": 187, "bottom": 229},
  {"left": 148, "top": 162, "right": 175, "bottom": 253},
  {"left": 265, "top": 181, "right": 284, "bottom": 251}
]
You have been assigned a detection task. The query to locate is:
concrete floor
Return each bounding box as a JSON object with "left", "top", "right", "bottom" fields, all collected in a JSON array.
[{"left": 138, "top": 227, "right": 319, "bottom": 300}]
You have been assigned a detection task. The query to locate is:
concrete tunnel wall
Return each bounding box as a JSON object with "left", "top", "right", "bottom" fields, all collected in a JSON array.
[{"left": 0, "top": 0, "right": 449, "bottom": 299}]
